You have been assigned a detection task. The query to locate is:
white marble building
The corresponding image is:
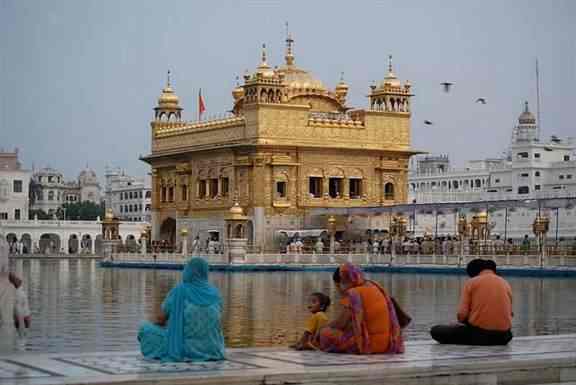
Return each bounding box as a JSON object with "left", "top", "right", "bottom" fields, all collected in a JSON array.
[
  {"left": 103, "top": 167, "right": 151, "bottom": 222},
  {"left": 407, "top": 102, "right": 576, "bottom": 239},
  {"left": 0, "top": 218, "right": 145, "bottom": 255},
  {"left": 30, "top": 167, "right": 101, "bottom": 215},
  {"left": 0, "top": 149, "right": 31, "bottom": 221}
]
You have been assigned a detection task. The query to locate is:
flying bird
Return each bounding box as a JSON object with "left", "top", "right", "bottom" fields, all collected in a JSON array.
[
  {"left": 424, "top": 120, "right": 433, "bottom": 125},
  {"left": 440, "top": 82, "right": 453, "bottom": 93},
  {"left": 475, "top": 98, "right": 487, "bottom": 104}
]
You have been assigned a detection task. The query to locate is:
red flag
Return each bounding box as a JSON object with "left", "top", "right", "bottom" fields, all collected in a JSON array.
[{"left": 198, "top": 88, "right": 206, "bottom": 119}]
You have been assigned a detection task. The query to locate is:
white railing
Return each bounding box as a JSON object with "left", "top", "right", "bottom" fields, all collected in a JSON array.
[{"left": 105, "top": 251, "right": 576, "bottom": 268}]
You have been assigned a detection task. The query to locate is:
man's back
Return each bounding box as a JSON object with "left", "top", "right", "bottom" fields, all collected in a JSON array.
[{"left": 458, "top": 270, "right": 512, "bottom": 331}]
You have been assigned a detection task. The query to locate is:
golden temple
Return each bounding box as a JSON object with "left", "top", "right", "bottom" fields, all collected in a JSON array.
[{"left": 142, "top": 33, "right": 418, "bottom": 249}]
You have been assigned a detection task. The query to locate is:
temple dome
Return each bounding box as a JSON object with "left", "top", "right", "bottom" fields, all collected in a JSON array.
[
  {"left": 518, "top": 101, "right": 536, "bottom": 124},
  {"left": 158, "top": 86, "right": 180, "bottom": 107},
  {"left": 78, "top": 168, "right": 98, "bottom": 185}
]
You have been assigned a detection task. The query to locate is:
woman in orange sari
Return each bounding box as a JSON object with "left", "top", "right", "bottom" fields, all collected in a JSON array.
[{"left": 318, "top": 262, "right": 404, "bottom": 354}]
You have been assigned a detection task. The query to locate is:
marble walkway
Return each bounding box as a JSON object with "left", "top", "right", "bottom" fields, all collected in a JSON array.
[{"left": 1, "top": 334, "right": 575, "bottom": 385}]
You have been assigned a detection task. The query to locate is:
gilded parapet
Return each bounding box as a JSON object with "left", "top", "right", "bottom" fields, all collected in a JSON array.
[{"left": 153, "top": 116, "right": 245, "bottom": 138}]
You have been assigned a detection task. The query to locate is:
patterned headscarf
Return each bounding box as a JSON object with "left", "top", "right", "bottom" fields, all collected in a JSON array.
[{"left": 339, "top": 262, "right": 365, "bottom": 288}]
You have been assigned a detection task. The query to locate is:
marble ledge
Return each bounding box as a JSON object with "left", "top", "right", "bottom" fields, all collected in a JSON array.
[{"left": 0, "top": 334, "right": 575, "bottom": 385}]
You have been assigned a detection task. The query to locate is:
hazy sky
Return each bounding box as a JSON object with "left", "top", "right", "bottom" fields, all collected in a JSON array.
[{"left": 1, "top": 0, "right": 575, "bottom": 181}]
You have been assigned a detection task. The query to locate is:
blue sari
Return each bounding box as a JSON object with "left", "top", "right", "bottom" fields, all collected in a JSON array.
[{"left": 138, "top": 257, "right": 225, "bottom": 362}]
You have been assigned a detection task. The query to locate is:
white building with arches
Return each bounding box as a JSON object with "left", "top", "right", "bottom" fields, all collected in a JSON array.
[{"left": 0, "top": 218, "right": 145, "bottom": 255}]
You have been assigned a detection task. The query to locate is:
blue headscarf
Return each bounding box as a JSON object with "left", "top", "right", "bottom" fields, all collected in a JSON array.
[{"left": 165, "top": 257, "right": 221, "bottom": 361}]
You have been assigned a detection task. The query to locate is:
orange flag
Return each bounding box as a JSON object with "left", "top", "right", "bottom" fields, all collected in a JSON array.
[{"left": 198, "top": 88, "right": 206, "bottom": 119}]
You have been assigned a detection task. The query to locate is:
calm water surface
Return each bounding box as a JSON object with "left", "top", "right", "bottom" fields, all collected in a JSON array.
[{"left": 10, "top": 258, "right": 576, "bottom": 353}]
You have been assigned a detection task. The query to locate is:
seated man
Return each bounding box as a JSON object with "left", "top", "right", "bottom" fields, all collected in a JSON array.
[{"left": 430, "top": 259, "right": 513, "bottom": 345}]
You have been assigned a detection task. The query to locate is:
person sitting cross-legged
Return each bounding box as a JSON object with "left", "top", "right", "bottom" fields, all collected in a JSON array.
[{"left": 430, "top": 259, "right": 513, "bottom": 346}]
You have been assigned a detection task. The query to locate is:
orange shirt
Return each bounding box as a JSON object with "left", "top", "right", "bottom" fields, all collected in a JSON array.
[
  {"left": 457, "top": 270, "right": 513, "bottom": 331},
  {"left": 342, "top": 284, "right": 391, "bottom": 353}
]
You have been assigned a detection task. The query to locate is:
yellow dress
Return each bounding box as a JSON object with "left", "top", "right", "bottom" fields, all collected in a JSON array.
[{"left": 305, "top": 311, "right": 329, "bottom": 336}]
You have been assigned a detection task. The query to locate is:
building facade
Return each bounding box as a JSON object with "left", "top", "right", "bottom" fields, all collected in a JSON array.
[
  {"left": 407, "top": 102, "right": 576, "bottom": 239},
  {"left": 104, "top": 167, "right": 151, "bottom": 222},
  {"left": 30, "top": 167, "right": 101, "bottom": 215},
  {"left": 0, "top": 149, "right": 31, "bottom": 221},
  {"left": 143, "top": 35, "right": 418, "bottom": 249},
  {"left": 409, "top": 102, "right": 576, "bottom": 203}
]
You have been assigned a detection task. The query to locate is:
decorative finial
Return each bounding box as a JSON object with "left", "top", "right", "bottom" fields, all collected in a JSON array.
[
  {"left": 388, "top": 55, "right": 393, "bottom": 74},
  {"left": 235, "top": 75, "right": 240, "bottom": 86},
  {"left": 340, "top": 72, "right": 345, "bottom": 82},
  {"left": 524, "top": 100, "right": 529, "bottom": 113},
  {"left": 285, "top": 22, "right": 294, "bottom": 65},
  {"left": 167, "top": 69, "right": 171, "bottom": 87}
]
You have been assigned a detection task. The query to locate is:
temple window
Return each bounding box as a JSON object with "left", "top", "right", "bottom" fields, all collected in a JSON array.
[
  {"left": 168, "top": 187, "right": 174, "bottom": 202},
  {"left": 309, "top": 177, "right": 323, "bottom": 198},
  {"left": 48, "top": 191, "right": 54, "bottom": 201},
  {"left": 221, "top": 177, "right": 229, "bottom": 197},
  {"left": 161, "top": 186, "right": 167, "bottom": 202},
  {"left": 181, "top": 185, "right": 188, "bottom": 201},
  {"left": 276, "top": 181, "right": 287, "bottom": 198},
  {"left": 518, "top": 186, "right": 530, "bottom": 194},
  {"left": 349, "top": 178, "right": 362, "bottom": 199},
  {"left": 384, "top": 182, "right": 395, "bottom": 200},
  {"left": 209, "top": 178, "right": 219, "bottom": 198},
  {"left": 329, "top": 178, "right": 342, "bottom": 198},
  {"left": 198, "top": 180, "right": 207, "bottom": 198}
]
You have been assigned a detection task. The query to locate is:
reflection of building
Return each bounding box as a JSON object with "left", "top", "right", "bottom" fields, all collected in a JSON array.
[
  {"left": 409, "top": 102, "right": 576, "bottom": 203},
  {"left": 142, "top": 34, "right": 417, "bottom": 248},
  {"left": 0, "top": 149, "right": 31, "bottom": 220},
  {"left": 104, "top": 167, "right": 151, "bottom": 222},
  {"left": 30, "top": 167, "right": 101, "bottom": 215}
]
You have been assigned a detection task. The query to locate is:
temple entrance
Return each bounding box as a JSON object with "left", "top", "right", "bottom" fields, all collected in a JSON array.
[{"left": 159, "top": 217, "right": 176, "bottom": 248}]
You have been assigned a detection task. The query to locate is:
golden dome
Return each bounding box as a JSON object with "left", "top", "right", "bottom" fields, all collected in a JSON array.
[
  {"left": 279, "top": 67, "right": 327, "bottom": 92},
  {"left": 226, "top": 201, "right": 248, "bottom": 220},
  {"left": 232, "top": 85, "right": 244, "bottom": 100},
  {"left": 229, "top": 201, "right": 244, "bottom": 215},
  {"left": 158, "top": 86, "right": 180, "bottom": 106}
]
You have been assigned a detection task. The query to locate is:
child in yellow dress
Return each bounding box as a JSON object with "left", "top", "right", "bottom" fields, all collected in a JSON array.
[{"left": 292, "top": 292, "right": 331, "bottom": 350}]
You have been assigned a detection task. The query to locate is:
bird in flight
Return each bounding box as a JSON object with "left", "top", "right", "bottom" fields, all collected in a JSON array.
[
  {"left": 440, "top": 82, "right": 453, "bottom": 93},
  {"left": 475, "top": 98, "right": 487, "bottom": 104},
  {"left": 424, "top": 120, "right": 433, "bottom": 125}
]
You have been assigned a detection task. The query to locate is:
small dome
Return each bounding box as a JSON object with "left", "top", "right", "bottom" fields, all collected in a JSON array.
[
  {"left": 518, "top": 101, "right": 536, "bottom": 124},
  {"left": 229, "top": 201, "right": 244, "bottom": 215},
  {"left": 79, "top": 168, "right": 98, "bottom": 185},
  {"left": 158, "top": 86, "right": 180, "bottom": 107},
  {"left": 232, "top": 85, "right": 244, "bottom": 100},
  {"left": 105, "top": 208, "right": 114, "bottom": 221}
]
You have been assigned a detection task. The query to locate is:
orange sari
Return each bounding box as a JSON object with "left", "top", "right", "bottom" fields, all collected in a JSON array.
[{"left": 319, "top": 263, "right": 404, "bottom": 354}]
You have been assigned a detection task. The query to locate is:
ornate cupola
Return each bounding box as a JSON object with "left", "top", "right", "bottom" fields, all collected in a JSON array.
[
  {"left": 513, "top": 101, "right": 538, "bottom": 143},
  {"left": 241, "top": 44, "right": 286, "bottom": 106},
  {"left": 368, "top": 55, "right": 412, "bottom": 113},
  {"left": 335, "top": 72, "right": 349, "bottom": 105},
  {"left": 154, "top": 70, "right": 182, "bottom": 121}
]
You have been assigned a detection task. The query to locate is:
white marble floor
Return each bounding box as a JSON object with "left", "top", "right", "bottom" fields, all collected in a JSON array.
[{"left": 1, "top": 334, "right": 575, "bottom": 385}]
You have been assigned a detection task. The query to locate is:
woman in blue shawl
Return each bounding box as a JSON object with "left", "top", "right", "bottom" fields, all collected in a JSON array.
[{"left": 138, "top": 257, "right": 225, "bottom": 362}]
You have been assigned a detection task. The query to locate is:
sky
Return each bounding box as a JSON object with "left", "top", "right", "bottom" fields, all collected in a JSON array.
[{"left": 1, "top": 0, "right": 575, "bottom": 181}]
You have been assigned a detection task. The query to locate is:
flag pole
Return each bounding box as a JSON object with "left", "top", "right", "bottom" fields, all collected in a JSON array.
[{"left": 536, "top": 58, "right": 541, "bottom": 140}]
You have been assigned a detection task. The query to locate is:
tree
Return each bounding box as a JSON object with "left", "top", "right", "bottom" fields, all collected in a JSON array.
[{"left": 61, "top": 201, "right": 105, "bottom": 220}]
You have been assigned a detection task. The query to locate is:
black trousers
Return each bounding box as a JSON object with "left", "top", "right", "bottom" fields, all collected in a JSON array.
[{"left": 430, "top": 323, "right": 513, "bottom": 346}]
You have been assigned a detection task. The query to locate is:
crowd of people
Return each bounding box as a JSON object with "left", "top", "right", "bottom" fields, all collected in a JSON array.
[{"left": 283, "top": 234, "right": 576, "bottom": 256}]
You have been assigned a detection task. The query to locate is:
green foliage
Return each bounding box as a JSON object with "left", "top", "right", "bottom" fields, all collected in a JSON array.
[{"left": 61, "top": 201, "right": 105, "bottom": 220}]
